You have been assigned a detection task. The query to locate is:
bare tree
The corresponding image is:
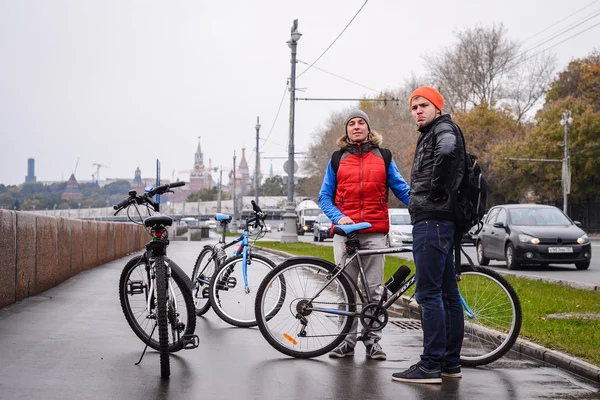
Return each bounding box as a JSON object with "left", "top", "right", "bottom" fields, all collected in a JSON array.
[
  {"left": 424, "top": 23, "right": 554, "bottom": 118},
  {"left": 505, "top": 52, "right": 557, "bottom": 121}
]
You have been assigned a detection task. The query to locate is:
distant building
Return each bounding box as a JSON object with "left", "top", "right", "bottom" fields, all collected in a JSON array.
[
  {"left": 25, "top": 158, "right": 36, "bottom": 183},
  {"left": 61, "top": 174, "right": 83, "bottom": 200}
]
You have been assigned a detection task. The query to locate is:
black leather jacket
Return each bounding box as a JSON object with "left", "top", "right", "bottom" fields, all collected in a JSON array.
[{"left": 408, "top": 115, "right": 465, "bottom": 224}]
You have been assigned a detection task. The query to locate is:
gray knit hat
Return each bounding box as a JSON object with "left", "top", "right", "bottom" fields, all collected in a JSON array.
[{"left": 344, "top": 110, "right": 371, "bottom": 134}]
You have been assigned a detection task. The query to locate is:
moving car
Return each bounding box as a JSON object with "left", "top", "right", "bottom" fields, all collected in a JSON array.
[
  {"left": 264, "top": 224, "right": 272, "bottom": 233},
  {"left": 387, "top": 208, "right": 412, "bottom": 247},
  {"left": 476, "top": 204, "right": 592, "bottom": 270},
  {"left": 313, "top": 214, "right": 333, "bottom": 242},
  {"left": 277, "top": 222, "right": 284, "bottom": 232}
]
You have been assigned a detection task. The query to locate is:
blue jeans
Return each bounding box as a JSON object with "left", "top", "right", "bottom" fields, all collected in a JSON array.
[{"left": 412, "top": 219, "right": 464, "bottom": 370}]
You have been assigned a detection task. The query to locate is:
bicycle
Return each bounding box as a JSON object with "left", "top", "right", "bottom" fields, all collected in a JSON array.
[
  {"left": 192, "top": 200, "right": 284, "bottom": 327},
  {"left": 116, "top": 182, "right": 198, "bottom": 378},
  {"left": 255, "top": 222, "right": 522, "bottom": 366}
]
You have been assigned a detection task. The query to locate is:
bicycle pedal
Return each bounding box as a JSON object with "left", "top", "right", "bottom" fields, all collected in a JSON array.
[
  {"left": 227, "top": 277, "right": 237, "bottom": 288},
  {"left": 182, "top": 334, "right": 199, "bottom": 350},
  {"left": 202, "top": 287, "right": 210, "bottom": 298},
  {"left": 128, "top": 280, "right": 145, "bottom": 295}
]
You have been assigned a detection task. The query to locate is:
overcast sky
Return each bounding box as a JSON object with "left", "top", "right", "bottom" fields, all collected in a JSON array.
[{"left": 1, "top": 0, "right": 599, "bottom": 187}]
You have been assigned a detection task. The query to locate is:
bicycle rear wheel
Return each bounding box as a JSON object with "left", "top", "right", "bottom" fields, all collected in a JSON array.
[
  {"left": 119, "top": 256, "right": 196, "bottom": 353},
  {"left": 255, "top": 257, "right": 356, "bottom": 358},
  {"left": 208, "top": 253, "right": 278, "bottom": 327},
  {"left": 459, "top": 264, "right": 522, "bottom": 366},
  {"left": 192, "top": 246, "right": 217, "bottom": 316},
  {"left": 155, "top": 255, "right": 171, "bottom": 378}
]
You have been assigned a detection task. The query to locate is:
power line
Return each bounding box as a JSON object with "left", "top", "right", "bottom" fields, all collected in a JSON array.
[
  {"left": 297, "top": 0, "right": 369, "bottom": 79},
  {"left": 514, "top": 9, "right": 600, "bottom": 61},
  {"left": 522, "top": 0, "right": 600, "bottom": 43},
  {"left": 297, "top": 60, "right": 379, "bottom": 92},
  {"left": 518, "top": 20, "right": 600, "bottom": 64},
  {"left": 262, "top": 81, "right": 290, "bottom": 146}
]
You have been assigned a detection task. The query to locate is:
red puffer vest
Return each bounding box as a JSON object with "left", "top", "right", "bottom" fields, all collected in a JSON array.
[{"left": 335, "top": 150, "right": 389, "bottom": 233}]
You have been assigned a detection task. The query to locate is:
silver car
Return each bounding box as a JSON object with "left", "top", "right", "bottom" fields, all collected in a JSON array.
[{"left": 387, "top": 209, "right": 412, "bottom": 247}]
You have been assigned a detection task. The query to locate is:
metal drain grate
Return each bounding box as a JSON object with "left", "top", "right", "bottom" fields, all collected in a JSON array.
[{"left": 391, "top": 319, "right": 422, "bottom": 330}]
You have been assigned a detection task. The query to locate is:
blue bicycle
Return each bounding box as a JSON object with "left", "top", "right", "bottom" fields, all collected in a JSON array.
[{"left": 195, "top": 200, "right": 284, "bottom": 327}]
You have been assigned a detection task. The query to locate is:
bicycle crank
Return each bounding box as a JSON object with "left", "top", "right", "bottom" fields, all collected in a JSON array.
[{"left": 360, "top": 303, "right": 388, "bottom": 331}]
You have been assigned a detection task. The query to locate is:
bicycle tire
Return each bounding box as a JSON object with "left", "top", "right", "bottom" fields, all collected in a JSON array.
[
  {"left": 209, "top": 253, "right": 279, "bottom": 327},
  {"left": 459, "top": 264, "right": 522, "bottom": 367},
  {"left": 119, "top": 255, "right": 196, "bottom": 353},
  {"left": 155, "top": 256, "right": 170, "bottom": 377},
  {"left": 192, "top": 246, "right": 217, "bottom": 316},
  {"left": 255, "top": 257, "right": 356, "bottom": 358}
]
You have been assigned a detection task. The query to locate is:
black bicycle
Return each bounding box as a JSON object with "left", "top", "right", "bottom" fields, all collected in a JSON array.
[
  {"left": 116, "top": 182, "right": 198, "bottom": 378},
  {"left": 255, "top": 222, "right": 522, "bottom": 366}
]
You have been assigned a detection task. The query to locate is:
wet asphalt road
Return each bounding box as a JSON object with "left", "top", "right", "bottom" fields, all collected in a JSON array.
[{"left": 0, "top": 238, "right": 599, "bottom": 400}]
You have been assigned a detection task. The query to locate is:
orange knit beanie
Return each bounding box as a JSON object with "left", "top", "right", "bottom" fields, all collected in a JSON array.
[{"left": 410, "top": 86, "right": 444, "bottom": 112}]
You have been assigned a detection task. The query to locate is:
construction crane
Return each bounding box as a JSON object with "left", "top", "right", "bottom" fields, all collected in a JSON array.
[
  {"left": 72, "top": 157, "right": 80, "bottom": 177},
  {"left": 92, "top": 163, "right": 109, "bottom": 184}
]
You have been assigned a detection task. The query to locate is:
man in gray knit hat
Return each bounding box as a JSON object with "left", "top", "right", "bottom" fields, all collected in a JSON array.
[{"left": 318, "top": 109, "right": 411, "bottom": 360}]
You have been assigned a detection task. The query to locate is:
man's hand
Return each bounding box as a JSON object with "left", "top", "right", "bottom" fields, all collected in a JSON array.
[{"left": 337, "top": 216, "right": 354, "bottom": 225}]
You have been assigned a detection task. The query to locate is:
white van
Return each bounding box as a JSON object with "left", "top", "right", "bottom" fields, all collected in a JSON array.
[{"left": 387, "top": 208, "right": 412, "bottom": 247}]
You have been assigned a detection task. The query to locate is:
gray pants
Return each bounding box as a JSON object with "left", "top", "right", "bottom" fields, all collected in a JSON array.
[{"left": 333, "top": 232, "right": 386, "bottom": 347}]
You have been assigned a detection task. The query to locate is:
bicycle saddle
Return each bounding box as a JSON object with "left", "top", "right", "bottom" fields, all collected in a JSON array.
[
  {"left": 333, "top": 222, "right": 372, "bottom": 236},
  {"left": 144, "top": 215, "right": 173, "bottom": 227},
  {"left": 215, "top": 213, "right": 232, "bottom": 223}
]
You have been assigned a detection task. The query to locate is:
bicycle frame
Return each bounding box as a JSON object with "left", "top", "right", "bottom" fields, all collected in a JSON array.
[{"left": 306, "top": 245, "right": 474, "bottom": 320}]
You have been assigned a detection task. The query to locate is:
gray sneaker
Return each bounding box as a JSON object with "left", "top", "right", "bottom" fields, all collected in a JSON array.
[
  {"left": 329, "top": 342, "right": 355, "bottom": 358},
  {"left": 366, "top": 343, "right": 387, "bottom": 360}
]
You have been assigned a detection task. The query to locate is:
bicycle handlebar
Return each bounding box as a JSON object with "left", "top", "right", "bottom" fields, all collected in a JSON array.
[{"left": 113, "top": 181, "right": 187, "bottom": 214}]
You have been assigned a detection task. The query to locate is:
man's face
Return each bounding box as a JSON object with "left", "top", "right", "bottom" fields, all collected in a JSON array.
[
  {"left": 411, "top": 96, "right": 439, "bottom": 128},
  {"left": 346, "top": 117, "right": 369, "bottom": 143}
]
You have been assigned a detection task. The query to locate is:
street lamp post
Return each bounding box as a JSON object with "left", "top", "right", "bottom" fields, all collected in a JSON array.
[
  {"left": 560, "top": 110, "right": 573, "bottom": 215},
  {"left": 281, "top": 19, "right": 301, "bottom": 244},
  {"left": 255, "top": 116, "right": 261, "bottom": 206},
  {"left": 231, "top": 151, "right": 238, "bottom": 232}
]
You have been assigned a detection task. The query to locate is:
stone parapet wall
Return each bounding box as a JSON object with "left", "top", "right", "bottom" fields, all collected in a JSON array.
[{"left": 0, "top": 210, "right": 147, "bottom": 309}]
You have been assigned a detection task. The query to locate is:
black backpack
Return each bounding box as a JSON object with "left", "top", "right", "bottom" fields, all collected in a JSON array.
[
  {"left": 452, "top": 124, "right": 489, "bottom": 269},
  {"left": 454, "top": 125, "right": 488, "bottom": 236}
]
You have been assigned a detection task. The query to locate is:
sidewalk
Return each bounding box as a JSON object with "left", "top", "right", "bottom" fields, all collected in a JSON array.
[{"left": 256, "top": 245, "right": 600, "bottom": 384}]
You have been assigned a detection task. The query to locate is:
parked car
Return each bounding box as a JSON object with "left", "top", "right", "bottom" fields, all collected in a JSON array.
[
  {"left": 476, "top": 204, "right": 592, "bottom": 270},
  {"left": 461, "top": 215, "right": 486, "bottom": 246},
  {"left": 205, "top": 220, "right": 217, "bottom": 229},
  {"left": 387, "top": 208, "right": 412, "bottom": 247},
  {"left": 313, "top": 214, "right": 333, "bottom": 242},
  {"left": 277, "top": 222, "right": 285, "bottom": 232}
]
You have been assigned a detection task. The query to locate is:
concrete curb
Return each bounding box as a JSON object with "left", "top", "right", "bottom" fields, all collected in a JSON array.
[{"left": 254, "top": 245, "right": 600, "bottom": 384}]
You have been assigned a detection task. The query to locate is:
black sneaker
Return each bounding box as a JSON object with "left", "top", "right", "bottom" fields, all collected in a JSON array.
[
  {"left": 328, "top": 342, "right": 355, "bottom": 358},
  {"left": 366, "top": 343, "right": 386, "bottom": 360},
  {"left": 392, "top": 363, "right": 442, "bottom": 384},
  {"left": 441, "top": 365, "right": 462, "bottom": 378}
]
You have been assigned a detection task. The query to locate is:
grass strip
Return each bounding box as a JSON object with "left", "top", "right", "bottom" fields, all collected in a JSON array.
[{"left": 256, "top": 241, "right": 600, "bottom": 367}]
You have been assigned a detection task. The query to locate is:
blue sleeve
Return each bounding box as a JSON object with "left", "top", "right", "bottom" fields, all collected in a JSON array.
[
  {"left": 318, "top": 161, "right": 345, "bottom": 224},
  {"left": 387, "top": 159, "right": 411, "bottom": 206}
]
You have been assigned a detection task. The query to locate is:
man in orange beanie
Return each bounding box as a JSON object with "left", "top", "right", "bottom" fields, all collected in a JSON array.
[{"left": 392, "top": 87, "right": 466, "bottom": 384}]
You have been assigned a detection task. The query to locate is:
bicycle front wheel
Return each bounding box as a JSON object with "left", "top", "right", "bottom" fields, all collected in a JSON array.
[
  {"left": 119, "top": 256, "right": 196, "bottom": 354},
  {"left": 192, "top": 246, "right": 217, "bottom": 316},
  {"left": 459, "top": 264, "right": 522, "bottom": 367},
  {"left": 208, "top": 253, "right": 278, "bottom": 327},
  {"left": 255, "top": 257, "right": 356, "bottom": 358}
]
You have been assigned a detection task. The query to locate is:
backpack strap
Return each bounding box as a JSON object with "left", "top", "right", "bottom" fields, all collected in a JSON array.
[
  {"left": 331, "top": 149, "right": 344, "bottom": 174},
  {"left": 331, "top": 147, "right": 392, "bottom": 174}
]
